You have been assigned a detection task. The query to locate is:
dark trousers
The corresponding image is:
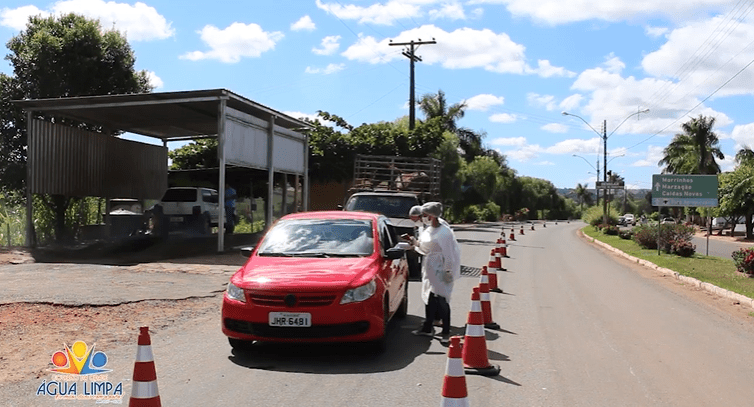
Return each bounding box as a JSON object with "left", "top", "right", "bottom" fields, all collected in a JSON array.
[{"left": 423, "top": 292, "right": 450, "bottom": 335}]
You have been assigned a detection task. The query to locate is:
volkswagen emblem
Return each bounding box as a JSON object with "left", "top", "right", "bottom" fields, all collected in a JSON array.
[{"left": 284, "top": 294, "right": 297, "bottom": 307}]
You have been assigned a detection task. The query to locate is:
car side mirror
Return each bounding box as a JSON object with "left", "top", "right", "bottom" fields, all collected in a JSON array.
[
  {"left": 385, "top": 248, "right": 404, "bottom": 260},
  {"left": 240, "top": 246, "right": 255, "bottom": 257}
]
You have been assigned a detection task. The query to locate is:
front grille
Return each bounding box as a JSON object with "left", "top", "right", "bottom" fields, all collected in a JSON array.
[
  {"left": 224, "top": 319, "right": 370, "bottom": 338},
  {"left": 248, "top": 293, "right": 337, "bottom": 307}
]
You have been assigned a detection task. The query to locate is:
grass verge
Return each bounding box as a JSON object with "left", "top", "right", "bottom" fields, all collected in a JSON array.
[{"left": 582, "top": 226, "right": 754, "bottom": 300}]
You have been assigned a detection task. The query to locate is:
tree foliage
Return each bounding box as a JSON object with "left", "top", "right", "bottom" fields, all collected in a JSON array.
[
  {"left": 658, "top": 115, "right": 724, "bottom": 175},
  {"left": 1, "top": 13, "right": 152, "bottom": 242}
]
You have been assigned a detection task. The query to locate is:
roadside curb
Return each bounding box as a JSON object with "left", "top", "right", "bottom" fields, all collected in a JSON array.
[{"left": 577, "top": 229, "right": 754, "bottom": 311}]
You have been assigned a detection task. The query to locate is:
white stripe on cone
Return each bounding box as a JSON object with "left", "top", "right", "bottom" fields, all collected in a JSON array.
[
  {"left": 481, "top": 275, "right": 489, "bottom": 284},
  {"left": 480, "top": 292, "right": 490, "bottom": 302},
  {"left": 446, "top": 357, "right": 465, "bottom": 377},
  {"left": 470, "top": 300, "right": 481, "bottom": 313},
  {"left": 441, "top": 397, "right": 470, "bottom": 407},
  {"left": 131, "top": 380, "right": 159, "bottom": 399},
  {"left": 465, "top": 324, "right": 485, "bottom": 337},
  {"left": 135, "top": 345, "right": 154, "bottom": 362}
]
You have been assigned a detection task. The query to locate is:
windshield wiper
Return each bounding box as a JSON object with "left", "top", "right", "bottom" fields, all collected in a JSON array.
[{"left": 258, "top": 252, "right": 295, "bottom": 257}]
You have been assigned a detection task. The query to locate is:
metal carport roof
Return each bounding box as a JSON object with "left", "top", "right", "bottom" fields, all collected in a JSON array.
[{"left": 13, "top": 88, "right": 310, "bottom": 140}]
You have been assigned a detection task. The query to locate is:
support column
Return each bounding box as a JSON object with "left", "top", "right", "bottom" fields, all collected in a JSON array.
[
  {"left": 218, "top": 99, "right": 227, "bottom": 252},
  {"left": 266, "top": 115, "right": 276, "bottom": 227}
]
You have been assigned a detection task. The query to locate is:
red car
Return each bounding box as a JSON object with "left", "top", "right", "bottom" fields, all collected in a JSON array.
[{"left": 222, "top": 211, "right": 410, "bottom": 350}]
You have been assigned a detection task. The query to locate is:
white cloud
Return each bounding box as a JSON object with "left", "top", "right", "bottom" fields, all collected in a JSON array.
[
  {"left": 429, "top": 3, "right": 466, "bottom": 20},
  {"left": 731, "top": 123, "right": 754, "bottom": 151},
  {"left": 642, "top": 15, "right": 754, "bottom": 99},
  {"left": 537, "top": 161, "right": 555, "bottom": 166},
  {"left": 499, "top": 0, "right": 730, "bottom": 25},
  {"left": 559, "top": 94, "right": 583, "bottom": 111},
  {"left": 181, "top": 23, "right": 283, "bottom": 63},
  {"left": 465, "top": 94, "right": 504, "bottom": 111},
  {"left": 542, "top": 123, "right": 568, "bottom": 133},
  {"left": 489, "top": 113, "right": 518, "bottom": 123},
  {"left": 546, "top": 137, "right": 600, "bottom": 154},
  {"left": 489, "top": 136, "right": 526, "bottom": 146},
  {"left": 528, "top": 93, "right": 556, "bottom": 110},
  {"left": 0, "top": 5, "right": 46, "bottom": 31},
  {"left": 503, "top": 144, "right": 542, "bottom": 162},
  {"left": 146, "top": 71, "right": 163, "bottom": 89},
  {"left": 645, "top": 25, "right": 668, "bottom": 38},
  {"left": 531, "top": 59, "right": 576, "bottom": 78},
  {"left": 631, "top": 145, "right": 664, "bottom": 167},
  {"left": 283, "top": 111, "right": 332, "bottom": 126},
  {"left": 315, "top": 0, "right": 421, "bottom": 25},
  {"left": 291, "top": 15, "right": 316, "bottom": 31},
  {"left": 342, "top": 25, "right": 571, "bottom": 76},
  {"left": 470, "top": 8, "right": 484, "bottom": 19},
  {"left": 306, "top": 63, "right": 346, "bottom": 74},
  {"left": 313, "top": 35, "right": 341, "bottom": 55},
  {"left": 570, "top": 54, "right": 733, "bottom": 136},
  {"left": 1, "top": 1, "right": 174, "bottom": 40}
]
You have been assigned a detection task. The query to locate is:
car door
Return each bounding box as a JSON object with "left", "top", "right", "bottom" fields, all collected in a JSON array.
[{"left": 378, "top": 218, "right": 401, "bottom": 313}]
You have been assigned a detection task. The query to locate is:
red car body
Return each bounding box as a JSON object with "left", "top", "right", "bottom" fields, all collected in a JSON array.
[{"left": 222, "top": 211, "right": 409, "bottom": 347}]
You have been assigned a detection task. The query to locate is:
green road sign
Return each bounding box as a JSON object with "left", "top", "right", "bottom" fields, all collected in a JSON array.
[{"left": 651, "top": 174, "right": 718, "bottom": 207}]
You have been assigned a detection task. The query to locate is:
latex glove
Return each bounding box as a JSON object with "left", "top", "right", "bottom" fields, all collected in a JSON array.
[{"left": 442, "top": 270, "right": 453, "bottom": 284}]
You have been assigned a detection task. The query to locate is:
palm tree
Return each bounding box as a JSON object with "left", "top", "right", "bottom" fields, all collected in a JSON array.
[
  {"left": 575, "top": 183, "right": 588, "bottom": 210},
  {"left": 736, "top": 146, "right": 754, "bottom": 167},
  {"left": 417, "top": 89, "right": 466, "bottom": 132},
  {"left": 418, "top": 90, "right": 486, "bottom": 162},
  {"left": 658, "top": 115, "right": 724, "bottom": 175}
]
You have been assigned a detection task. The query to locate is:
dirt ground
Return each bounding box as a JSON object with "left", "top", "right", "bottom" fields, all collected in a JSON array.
[{"left": 0, "top": 247, "right": 246, "bottom": 385}]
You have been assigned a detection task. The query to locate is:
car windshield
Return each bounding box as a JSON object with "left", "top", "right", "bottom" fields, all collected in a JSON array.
[
  {"left": 256, "top": 219, "right": 374, "bottom": 257},
  {"left": 346, "top": 196, "right": 418, "bottom": 218},
  {"left": 161, "top": 189, "right": 198, "bottom": 202}
]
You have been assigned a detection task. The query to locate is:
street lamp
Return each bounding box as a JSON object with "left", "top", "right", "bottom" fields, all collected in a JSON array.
[
  {"left": 572, "top": 154, "right": 601, "bottom": 205},
  {"left": 563, "top": 109, "right": 649, "bottom": 224}
]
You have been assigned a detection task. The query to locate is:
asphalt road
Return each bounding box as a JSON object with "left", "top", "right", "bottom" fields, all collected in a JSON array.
[{"left": 4, "top": 221, "right": 754, "bottom": 406}]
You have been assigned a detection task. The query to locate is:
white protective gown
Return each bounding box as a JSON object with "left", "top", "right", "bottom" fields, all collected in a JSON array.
[{"left": 414, "top": 222, "right": 461, "bottom": 305}]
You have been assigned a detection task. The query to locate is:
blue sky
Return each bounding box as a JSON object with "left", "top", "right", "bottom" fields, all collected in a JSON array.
[{"left": 2, "top": 0, "right": 754, "bottom": 190}]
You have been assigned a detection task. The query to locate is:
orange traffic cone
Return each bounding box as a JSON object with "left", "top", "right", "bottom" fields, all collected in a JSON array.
[
  {"left": 531, "top": 224, "right": 535, "bottom": 231},
  {"left": 520, "top": 225, "right": 524, "bottom": 235},
  {"left": 493, "top": 246, "right": 507, "bottom": 271},
  {"left": 479, "top": 268, "right": 501, "bottom": 330},
  {"left": 487, "top": 250, "right": 497, "bottom": 270},
  {"left": 509, "top": 228, "right": 516, "bottom": 241},
  {"left": 488, "top": 264, "right": 503, "bottom": 294},
  {"left": 129, "top": 327, "right": 161, "bottom": 407},
  {"left": 499, "top": 238, "right": 509, "bottom": 258},
  {"left": 462, "top": 288, "right": 501, "bottom": 376},
  {"left": 441, "top": 336, "right": 469, "bottom": 407}
]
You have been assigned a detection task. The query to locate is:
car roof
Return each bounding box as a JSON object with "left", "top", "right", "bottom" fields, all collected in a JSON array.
[
  {"left": 349, "top": 191, "right": 419, "bottom": 198},
  {"left": 279, "top": 210, "right": 381, "bottom": 221}
]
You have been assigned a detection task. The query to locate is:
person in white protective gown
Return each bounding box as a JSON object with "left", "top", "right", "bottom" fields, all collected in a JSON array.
[{"left": 410, "top": 202, "right": 461, "bottom": 345}]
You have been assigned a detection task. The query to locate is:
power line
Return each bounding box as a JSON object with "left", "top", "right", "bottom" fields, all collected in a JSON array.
[{"left": 627, "top": 55, "right": 754, "bottom": 152}]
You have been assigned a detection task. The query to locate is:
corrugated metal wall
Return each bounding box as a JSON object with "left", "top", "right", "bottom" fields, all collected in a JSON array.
[{"left": 28, "top": 120, "right": 168, "bottom": 199}]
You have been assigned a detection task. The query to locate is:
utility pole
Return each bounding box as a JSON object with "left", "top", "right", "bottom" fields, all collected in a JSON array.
[
  {"left": 389, "top": 38, "right": 436, "bottom": 130},
  {"left": 603, "top": 119, "right": 608, "bottom": 225}
]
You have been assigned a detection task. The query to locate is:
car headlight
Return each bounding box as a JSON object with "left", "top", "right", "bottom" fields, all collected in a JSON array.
[
  {"left": 340, "top": 279, "right": 377, "bottom": 304},
  {"left": 225, "top": 281, "right": 246, "bottom": 303}
]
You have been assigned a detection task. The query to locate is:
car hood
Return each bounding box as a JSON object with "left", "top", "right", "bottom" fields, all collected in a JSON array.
[{"left": 234, "top": 256, "right": 378, "bottom": 291}]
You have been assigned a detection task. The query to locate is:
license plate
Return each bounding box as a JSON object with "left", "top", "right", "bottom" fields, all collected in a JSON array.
[
  {"left": 269, "top": 312, "right": 311, "bottom": 327},
  {"left": 170, "top": 216, "right": 183, "bottom": 222}
]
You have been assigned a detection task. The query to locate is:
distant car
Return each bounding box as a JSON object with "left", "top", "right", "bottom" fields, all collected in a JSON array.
[
  {"left": 222, "top": 211, "right": 410, "bottom": 351},
  {"left": 624, "top": 214, "right": 635, "bottom": 226},
  {"left": 618, "top": 215, "right": 626, "bottom": 226},
  {"left": 150, "top": 187, "right": 222, "bottom": 234},
  {"left": 661, "top": 218, "right": 676, "bottom": 225}
]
